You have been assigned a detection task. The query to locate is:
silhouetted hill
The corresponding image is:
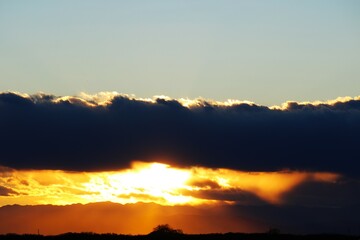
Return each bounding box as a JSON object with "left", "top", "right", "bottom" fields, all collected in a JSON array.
[
  {"left": 0, "top": 232, "right": 358, "bottom": 240},
  {"left": 0, "top": 202, "right": 261, "bottom": 235},
  {"left": 1, "top": 202, "right": 359, "bottom": 235}
]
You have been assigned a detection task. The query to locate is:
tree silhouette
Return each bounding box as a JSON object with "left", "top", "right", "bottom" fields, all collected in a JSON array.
[
  {"left": 149, "top": 224, "right": 184, "bottom": 239},
  {"left": 267, "top": 227, "right": 280, "bottom": 235}
]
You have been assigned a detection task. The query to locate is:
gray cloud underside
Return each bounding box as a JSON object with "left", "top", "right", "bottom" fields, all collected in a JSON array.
[{"left": 0, "top": 92, "right": 359, "bottom": 177}]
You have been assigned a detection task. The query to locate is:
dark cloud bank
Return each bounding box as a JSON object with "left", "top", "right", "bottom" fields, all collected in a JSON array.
[{"left": 0, "top": 92, "right": 360, "bottom": 177}]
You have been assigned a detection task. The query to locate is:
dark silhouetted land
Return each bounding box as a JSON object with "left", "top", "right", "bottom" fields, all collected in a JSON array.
[
  {"left": 1, "top": 224, "right": 359, "bottom": 240},
  {"left": 0, "top": 232, "right": 358, "bottom": 240}
]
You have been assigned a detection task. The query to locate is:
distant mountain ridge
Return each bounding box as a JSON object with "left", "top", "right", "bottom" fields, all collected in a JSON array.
[{"left": 1, "top": 202, "right": 359, "bottom": 235}]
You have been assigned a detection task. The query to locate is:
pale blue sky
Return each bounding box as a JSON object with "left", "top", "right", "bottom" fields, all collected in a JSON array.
[{"left": 0, "top": 0, "right": 359, "bottom": 105}]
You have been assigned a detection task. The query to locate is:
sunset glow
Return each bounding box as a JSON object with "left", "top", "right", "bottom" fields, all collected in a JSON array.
[
  {"left": 0, "top": 162, "right": 339, "bottom": 207},
  {"left": 1, "top": 0, "right": 359, "bottom": 235}
]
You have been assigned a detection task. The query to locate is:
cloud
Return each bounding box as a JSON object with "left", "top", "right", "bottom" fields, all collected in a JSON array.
[
  {"left": 0, "top": 92, "right": 360, "bottom": 177},
  {"left": 180, "top": 188, "right": 267, "bottom": 205},
  {"left": 0, "top": 163, "right": 340, "bottom": 207},
  {"left": 0, "top": 186, "right": 18, "bottom": 196},
  {"left": 282, "top": 178, "right": 360, "bottom": 207}
]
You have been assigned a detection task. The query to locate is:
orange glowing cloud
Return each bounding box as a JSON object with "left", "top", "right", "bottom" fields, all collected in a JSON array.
[{"left": 0, "top": 162, "right": 340, "bottom": 207}]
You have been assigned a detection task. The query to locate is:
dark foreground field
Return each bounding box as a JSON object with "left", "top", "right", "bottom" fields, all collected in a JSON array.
[{"left": 0, "top": 232, "right": 358, "bottom": 240}]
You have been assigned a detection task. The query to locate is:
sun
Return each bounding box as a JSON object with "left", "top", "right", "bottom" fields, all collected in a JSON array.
[{"left": 116, "top": 162, "right": 190, "bottom": 192}]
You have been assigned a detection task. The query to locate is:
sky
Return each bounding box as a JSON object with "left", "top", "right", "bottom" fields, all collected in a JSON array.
[
  {"left": 0, "top": 0, "right": 360, "bottom": 105},
  {"left": 0, "top": 0, "right": 360, "bottom": 235}
]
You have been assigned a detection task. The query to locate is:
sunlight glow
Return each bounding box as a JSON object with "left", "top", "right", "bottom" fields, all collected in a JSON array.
[
  {"left": 82, "top": 162, "right": 196, "bottom": 205},
  {"left": 0, "top": 162, "right": 340, "bottom": 206}
]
